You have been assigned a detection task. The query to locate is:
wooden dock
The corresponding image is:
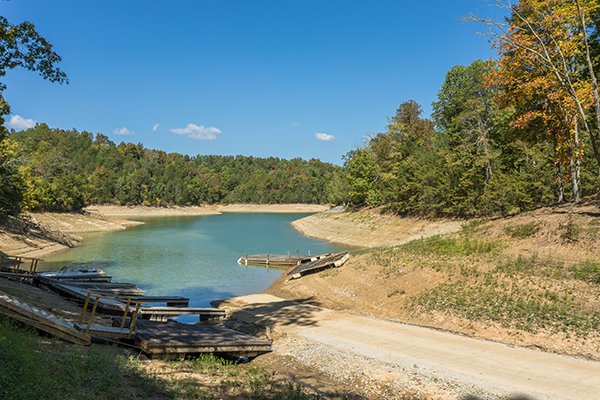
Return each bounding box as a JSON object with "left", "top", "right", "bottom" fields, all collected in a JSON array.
[
  {"left": 39, "top": 279, "right": 146, "bottom": 313},
  {"left": 0, "top": 290, "right": 91, "bottom": 345},
  {"left": 287, "top": 252, "right": 349, "bottom": 280},
  {"left": 0, "top": 254, "right": 40, "bottom": 275},
  {"left": 128, "top": 319, "right": 271, "bottom": 358},
  {"left": 238, "top": 253, "right": 331, "bottom": 267},
  {"left": 40, "top": 278, "right": 224, "bottom": 321}
]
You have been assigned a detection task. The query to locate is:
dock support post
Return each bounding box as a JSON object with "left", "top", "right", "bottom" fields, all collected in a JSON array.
[
  {"left": 120, "top": 298, "right": 132, "bottom": 328},
  {"left": 128, "top": 304, "right": 141, "bottom": 338},
  {"left": 85, "top": 296, "right": 100, "bottom": 335},
  {"left": 79, "top": 292, "right": 92, "bottom": 324}
]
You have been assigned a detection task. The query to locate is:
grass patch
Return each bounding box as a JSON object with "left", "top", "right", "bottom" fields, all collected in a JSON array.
[
  {"left": 503, "top": 222, "right": 539, "bottom": 239},
  {"left": 0, "top": 318, "right": 169, "bottom": 400},
  {"left": 496, "top": 255, "right": 600, "bottom": 284},
  {"left": 414, "top": 280, "right": 599, "bottom": 335},
  {"left": 573, "top": 261, "right": 600, "bottom": 284},
  {"left": 368, "top": 249, "right": 406, "bottom": 277},
  {"left": 460, "top": 219, "right": 484, "bottom": 235},
  {"left": 396, "top": 236, "right": 498, "bottom": 257},
  {"left": 0, "top": 318, "right": 322, "bottom": 400}
]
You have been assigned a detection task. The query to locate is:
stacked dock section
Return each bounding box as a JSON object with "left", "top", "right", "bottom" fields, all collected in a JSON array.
[
  {"left": 238, "top": 251, "right": 350, "bottom": 280},
  {"left": 0, "top": 253, "right": 271, "bottom": 358}
]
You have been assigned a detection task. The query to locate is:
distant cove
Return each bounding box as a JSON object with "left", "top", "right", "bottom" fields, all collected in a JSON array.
[{"left": 42, "top": 213, "right": 342, "bottom": 311}]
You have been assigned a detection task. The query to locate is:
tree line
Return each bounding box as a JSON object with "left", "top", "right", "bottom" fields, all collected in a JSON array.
[
  {"left": 7, "top": 125, "right": 339, "bottom": 212},
  {"left": 332, "top": 0, "right": 600, "bottom": 217},
  {"left": 1, "top": 1, "right": 599, "bottom": 217}
]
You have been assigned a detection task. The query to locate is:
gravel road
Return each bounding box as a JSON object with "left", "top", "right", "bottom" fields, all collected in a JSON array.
[{"left": 221, "top": 294, "right": 600, "bottom": 400}]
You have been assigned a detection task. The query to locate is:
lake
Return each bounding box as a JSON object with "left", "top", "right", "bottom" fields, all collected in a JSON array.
[{"left": 42, "top": 213, "right": 342, "bottom": 311}]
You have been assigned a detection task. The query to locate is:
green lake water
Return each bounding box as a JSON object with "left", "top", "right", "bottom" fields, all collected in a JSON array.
[{"left": 42, "top": 213, "right": 342, "bottom": 313}]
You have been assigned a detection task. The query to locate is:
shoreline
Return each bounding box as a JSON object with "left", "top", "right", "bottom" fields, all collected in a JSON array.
[
  {"left": 88, "top": 203, "right": 330, "bottom": 218},
  {"left": 291, "top": 208, "right": 464, "bottom": 248},
  {"left": 0, "top": 204, "right": 330, "bottom": 259}
]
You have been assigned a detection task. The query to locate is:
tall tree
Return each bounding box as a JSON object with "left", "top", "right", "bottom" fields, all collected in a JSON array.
[
  {"left": 0, "top": 16, "right": 67, "bottom": 214},
  {"left": 470, "top": 0, "right": 600, "bottom": 173}
]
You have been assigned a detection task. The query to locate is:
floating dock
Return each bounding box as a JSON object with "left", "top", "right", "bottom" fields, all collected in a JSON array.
[
  {"left": 237, "top": 253, "right": 332, "bottom": 267},
  {"left": 287, "top": 252, "right": 349, "bottom": 280},
  {"left": 1, "top": 260, "right": 271, "bottom": 358},
  {"left": 40, "top": 278, "right": 224, "bottom": 321}
]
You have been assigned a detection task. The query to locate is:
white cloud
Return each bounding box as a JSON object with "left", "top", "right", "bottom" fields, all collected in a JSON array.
[
  {"left": 113, "top": 127, "right": 135, "bottom": 136},
  {"left": 152, "top": 123, "right": 160, "bottom": 132},
  {"left": 5, "top": 114, "right": 37, "bottom": 130},
  {"left": 315, "top": 132, "right": 335, "bottom": 142},
  {"left": 170, "top": 123, "right": 222, "bottom": 141},
  {"left": 292, "top": 122, "right": 300, "bottom": 128}
]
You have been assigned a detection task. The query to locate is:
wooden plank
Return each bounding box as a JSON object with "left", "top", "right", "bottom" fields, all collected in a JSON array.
[
  {"left": 111, "top": 296, "right": 190, "bottom": 306},
  {"left": 0, "top": 291, "right": 91, "bottom": 345},
  {"left": 74, "top": 323, "right": 130, "bottom": 340},
  {"left": 39, "top": 280, "right": 132, "bottom": 313},
  {"left": 0, "top": 309, "right": 90, "bottom": 345},
  {"left": 51, "top": 281, "right": 139, "bottom": 289},
  {"left": 131, "top": 319, "right": 271, "bottom": 357},
  {"left": 139, "top": 306, "right": 225, "bottom": 322},
  {"left": 140, "top": 306, "right": 224, "bottom": 315}
]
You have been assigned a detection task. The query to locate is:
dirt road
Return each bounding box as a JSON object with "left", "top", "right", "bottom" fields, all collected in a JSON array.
[{"left": 221, "top": 294, "right": 600, "bottom": 400}]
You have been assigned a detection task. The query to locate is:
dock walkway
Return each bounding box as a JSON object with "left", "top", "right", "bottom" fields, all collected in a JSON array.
[
  {"left": 238, "top": 253, "right": 328, "bottom": 267},
  {"left": 125, "top": 319, "right": 271, "bottom": 358},
  {"left": 0, "top": 290, "right": 91, "bottom": 345}
]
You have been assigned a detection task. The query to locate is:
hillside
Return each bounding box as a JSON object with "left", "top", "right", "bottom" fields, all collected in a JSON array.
[{"left": 274, "top": 198, "right": 600, "bottom": 359}]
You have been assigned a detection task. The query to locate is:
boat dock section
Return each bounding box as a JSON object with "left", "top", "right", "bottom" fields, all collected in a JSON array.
[
  {"left": 0, "top": 290, "right": 91, "bottom": 345},
  {"left": 127, "top": 319, "right": 272, "bottom": 358},
  {"left": 238, "top": 253, "right": 331, "bottom": 267},
  {"left": 287, "top": 252, "right": 349, "bottom": 280}
]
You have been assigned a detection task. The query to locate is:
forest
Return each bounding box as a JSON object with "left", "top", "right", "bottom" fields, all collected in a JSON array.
[
  {"left": 1, "top": 1, "right": 599, "bottom": 217},
  {"left": 6, "top": 125, "right": 339, "bottom": 211}
]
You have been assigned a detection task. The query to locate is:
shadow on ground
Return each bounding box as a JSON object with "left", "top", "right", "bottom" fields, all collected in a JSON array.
[{"left": 215, "top": 296, "right": 323, "bottom": 337}]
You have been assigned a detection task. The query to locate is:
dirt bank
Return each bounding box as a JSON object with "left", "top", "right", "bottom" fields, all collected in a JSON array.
[
  {"left": 89, "top": 204, "right": 329, "bottom": 218},
  {"left": 292, "top": 208, "right": 463, "bottom": 248},
  {"left": 0, "top": 212, "right": 141, "bottom": 259},
  {"left": 86, "top": 205, "right": 221, "bottom": 218},
  {"left": 217, "top": 204, "right": 330, "bottom": 213},
  {"left": 277, "top": 200, "right": 600, "bottom": 361}
]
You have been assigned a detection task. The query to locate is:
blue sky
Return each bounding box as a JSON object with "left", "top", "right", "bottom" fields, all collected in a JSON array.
[{"left": 3, "top": 1, "right": 507, "bottom": 164}]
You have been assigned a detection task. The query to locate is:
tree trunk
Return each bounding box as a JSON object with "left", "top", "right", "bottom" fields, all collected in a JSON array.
[
  {"left": 557, "top": 163, "right": 565, "bottom": 204},
  {"left": 553, "top": 136, "right": 564, "bottom": 203},
  {"left": 570, "top": 118, "right": 582, "bottom": 203}
]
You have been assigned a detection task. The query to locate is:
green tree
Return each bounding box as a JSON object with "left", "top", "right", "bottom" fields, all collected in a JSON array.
[{"left": 0, "top": 16, "right": 67, "bottom": 214}]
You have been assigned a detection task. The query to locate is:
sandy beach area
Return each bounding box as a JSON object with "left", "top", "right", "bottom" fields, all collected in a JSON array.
[
  {"left": 216, "top": 203, "right": 329, "bottom": 214},
  {"left": 88, "top": 204, "right": 329, "bottom": 218},
  {"left": 291, "top": 208, "right": 463, "bottom": 248}
]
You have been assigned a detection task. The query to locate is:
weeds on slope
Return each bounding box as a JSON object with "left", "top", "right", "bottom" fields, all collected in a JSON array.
[{"left": 413, "top": 271, "right": 600, "bottom": 335}]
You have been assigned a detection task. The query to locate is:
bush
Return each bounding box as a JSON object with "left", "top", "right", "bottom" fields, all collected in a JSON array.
[{"left": 503, "top": 222, "right": 539, "bottom": 239}]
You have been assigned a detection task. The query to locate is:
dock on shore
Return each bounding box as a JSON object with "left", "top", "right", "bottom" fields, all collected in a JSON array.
[
  {"left": 287, "top": 252, "right": 349, "bottom": 280},
  {"left": 0, "top": 255, "right": 271, "bottom": 358}
]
